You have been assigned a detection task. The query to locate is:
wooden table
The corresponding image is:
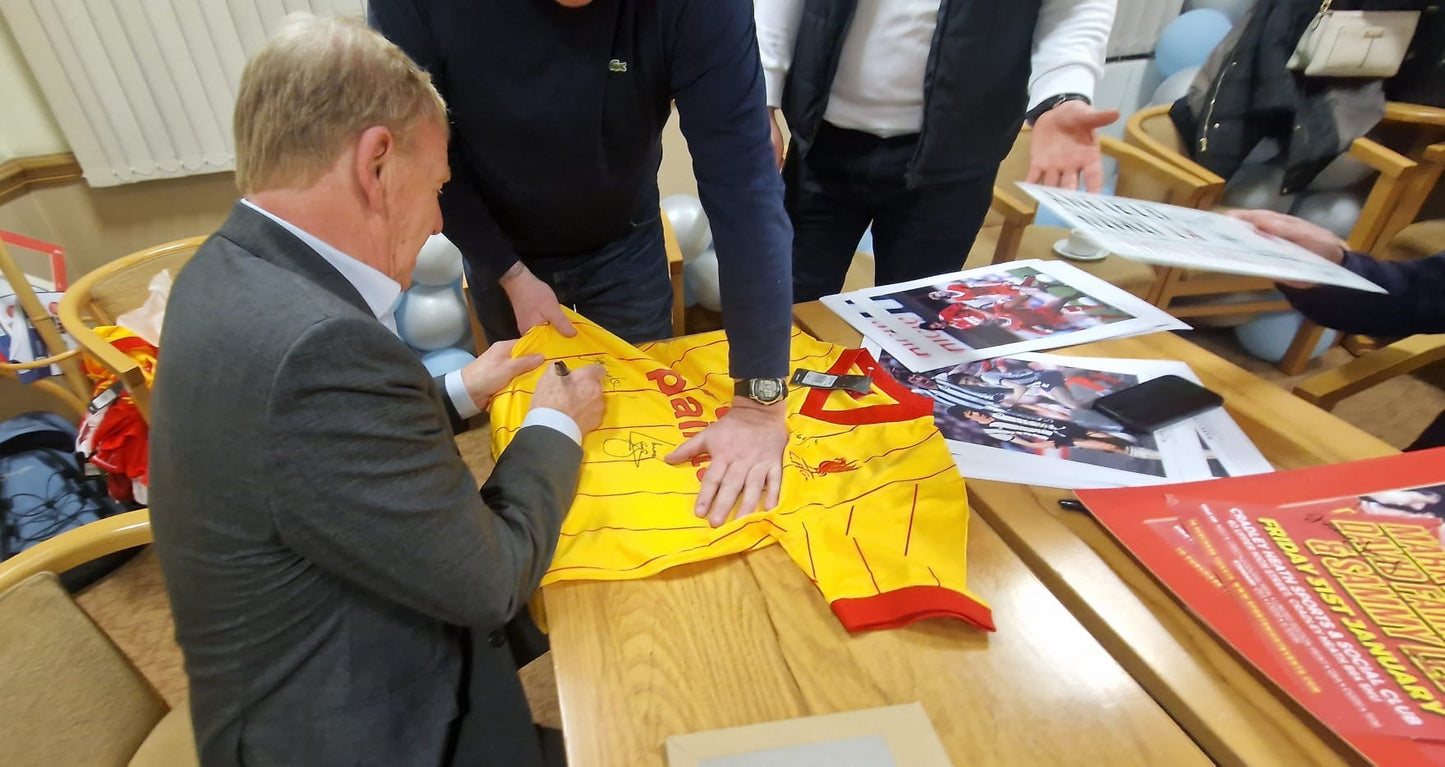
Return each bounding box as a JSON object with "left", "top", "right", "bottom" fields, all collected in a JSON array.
[
  {"left": 792, "top": 300, "right": 1401, "bottom": 767},
  {"left": 542, "top": 334, "right": 1219, "bottom": 767}
]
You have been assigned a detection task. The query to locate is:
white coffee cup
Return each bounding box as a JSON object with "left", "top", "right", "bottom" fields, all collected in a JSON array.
[{"left": 1062, "top": 229, "right": 1105, "bottom": 259}]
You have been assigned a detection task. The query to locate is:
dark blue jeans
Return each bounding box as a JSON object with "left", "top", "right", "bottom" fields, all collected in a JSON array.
[
  {"left": 467, "top": 216, "right": 674, "bottom": 345},
  {"left": 785, "top": 122, "right": 996, "bottom": 302}
]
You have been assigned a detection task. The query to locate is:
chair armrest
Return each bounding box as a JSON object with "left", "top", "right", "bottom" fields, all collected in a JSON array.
[
  {"left": 992, "top": 184, "right": 1036, "bottom": 223},
  {"left": 0, "top": 510, "right": 153, "bottom": 594},
  {"left": 1102, "top": 136, "right": 1215, "bottom": 208},
  {"left": 1292, "top": 334, "right": 1445, "bottom": 411},
  {"left": 1384, "top": 101, "right": 1445, "bottom": 128}
]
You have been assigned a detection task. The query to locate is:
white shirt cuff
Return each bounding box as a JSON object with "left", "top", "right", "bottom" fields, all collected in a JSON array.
[
  {"left": 444, "top": 370, "right": 482, "bottom": 420},
  {"left": 522, "top": 408, "right": 582, "bottom": 446},
  {"left": 763, "top": 68, "right": 786, "bottom": 110},
  {"left": 1028, "top": 64, "right": 1098, "bottom": 111}
]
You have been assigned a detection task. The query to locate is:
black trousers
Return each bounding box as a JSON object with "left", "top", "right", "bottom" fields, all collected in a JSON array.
[{"left": 784, "top": 122, "right": 996, "bottom": 302}]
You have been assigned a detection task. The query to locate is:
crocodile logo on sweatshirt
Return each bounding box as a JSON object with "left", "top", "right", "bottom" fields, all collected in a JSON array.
[{"left": 608, "top": 59, "right": 628, "bottom": 73}]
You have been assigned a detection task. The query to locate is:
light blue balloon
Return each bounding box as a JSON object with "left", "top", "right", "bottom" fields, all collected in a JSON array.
[
  {"left": 682, "top": 276, "right": 699, "bottom": 308},
  {"left": 1155, "top": 10, "right": 1234, "bottom": 78},
  {"left": 1034, "top": 205, "right": 1069, "bottom": 228},
  {"left": 856, "top": 226, "right": 875, "bottom": 255},
  {"left": 1234, "top": 311, "right": 1338, "bottom": 364},
  {"left": 1183, "top": 0, "right": 1254, "bottom": 23},
  {"left": 421, "top": 346, "right": 476, "bottom": 376}
]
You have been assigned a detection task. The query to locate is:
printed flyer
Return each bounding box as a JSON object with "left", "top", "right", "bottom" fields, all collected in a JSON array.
[{"left": 1081, "top": 449, "right": 1445, "bottom": 764}]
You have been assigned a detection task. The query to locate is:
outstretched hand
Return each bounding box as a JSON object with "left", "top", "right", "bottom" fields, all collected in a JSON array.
[
  {"left": 1026, "top": 100, "right": 1119, "bottom": 193},
  {"left": 664, "top": 399, "right": 788, "bottom": 528}
]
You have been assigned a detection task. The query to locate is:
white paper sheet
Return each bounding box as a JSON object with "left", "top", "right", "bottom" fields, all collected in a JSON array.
[
  {"left": 1019, "top": 183, "right": 1386, "bottom": 293},
  {"left": 824, "top": 259, "right": 1187, "bottom": 372}
]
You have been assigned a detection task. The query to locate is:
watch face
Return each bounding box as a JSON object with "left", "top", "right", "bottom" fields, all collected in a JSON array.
[{"left": 754, "top": 378, "right": 784, "bottom": 402}]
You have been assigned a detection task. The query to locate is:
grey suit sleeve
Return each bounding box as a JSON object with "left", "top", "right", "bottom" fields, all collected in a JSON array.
[{"left": 265, "top": 315, "right": 579, "bottom": 629}]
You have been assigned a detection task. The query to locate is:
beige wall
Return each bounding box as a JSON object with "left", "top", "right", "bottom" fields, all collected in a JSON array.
[{"left": 0, "top": 15, "right": 67, "bottom": 163}]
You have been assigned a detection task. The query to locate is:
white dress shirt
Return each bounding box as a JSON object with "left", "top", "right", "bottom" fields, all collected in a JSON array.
[
  {"left": 240, "top": 199, "right": 579, "bottom": 444},
  {"left": 756, "top": 0, "right": 1116, "bottom": 137}
]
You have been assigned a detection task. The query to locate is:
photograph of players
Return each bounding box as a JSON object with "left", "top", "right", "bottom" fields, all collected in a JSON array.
[
  {"left": 825, "top": 260, "right": 1186, "bottom": 371},
  {"left": 870, "top": 346, "right": 1271, "bottom": 489}
]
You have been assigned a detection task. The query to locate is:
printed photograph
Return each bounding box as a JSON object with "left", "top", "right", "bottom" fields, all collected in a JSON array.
[
  {"left": 882, "top": 267, "right": 1134, "bottom": 350},
  {"left": 879, "top": 350, "right": 1169, "bottom": 478}
]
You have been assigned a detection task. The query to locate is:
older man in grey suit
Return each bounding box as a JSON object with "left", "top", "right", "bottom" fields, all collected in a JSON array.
[{"left": 147, "top": 15, "right": 604, "bottom": 767}]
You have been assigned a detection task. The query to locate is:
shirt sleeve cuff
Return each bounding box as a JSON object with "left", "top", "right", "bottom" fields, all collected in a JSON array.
[
  {"left": 763, "top": 68, "right": 785, "bottom": 109},
  {"left": 522, "top": 408, "right": 582, "bottom": 446},
  {"left": 444, "top": 370, "right": 482, "bottom": 420},
  {"left": 1028, "top": 64, "right": 1098, "bottom": 111}
]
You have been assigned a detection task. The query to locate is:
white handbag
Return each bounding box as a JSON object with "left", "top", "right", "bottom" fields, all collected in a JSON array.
[{"left": 1286, "top": 1, "right": 1421, "bottom": 78}]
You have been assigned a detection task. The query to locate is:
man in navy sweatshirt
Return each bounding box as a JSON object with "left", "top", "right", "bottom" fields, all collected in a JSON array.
[
  {"left": 1233, "top": 209, "right": 1445, "bottom": 450},
  {"left": 370, "top": 0, "right": 793, "bottom": 528}
]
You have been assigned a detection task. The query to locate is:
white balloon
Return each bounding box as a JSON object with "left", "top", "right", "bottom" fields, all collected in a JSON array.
[
  {"left": 1307, "top": 153, "right": 1374, "bottom": 192},
  {"left": 1239, "top": 137, "right": 1281, "bottom": 166},
  {"left": 1221, "top": 162, "right": 1295, "bottom": 212},
  {"left": 1183, "top": 0, "right": 1255, "bottom": 23},
  {"left": 1149, "top": 66, "right": 1200, "bottom": 106},
  {"left": 1290, "top": 191, "right": 1363, "bottom": 240},
  {"left": 397, "top": 284, "right": 469, "bottom": 351},
  {"left": 661, "top": 194, "right": 712, "bottom": 263},
  {"left": 411, "top": 233, "right": 464, "bottom": 287},
  {"left": 683, "top": 249, "right": 721, "bottom": 312}
]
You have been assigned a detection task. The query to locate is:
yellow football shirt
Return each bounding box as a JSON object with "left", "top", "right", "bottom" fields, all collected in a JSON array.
[{"left": 489, "top": 313, "right": 992, "bottom": 633}]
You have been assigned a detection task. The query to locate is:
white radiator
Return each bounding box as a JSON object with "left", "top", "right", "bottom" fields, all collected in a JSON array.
[
  {"left": 0, "top": 0, "right": 365, "bottom": 187},
  {"left": 1108, "top": 0, "right": 1185, "bottom": 59}
]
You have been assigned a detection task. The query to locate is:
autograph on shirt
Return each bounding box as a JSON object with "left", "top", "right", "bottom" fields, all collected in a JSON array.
[{"left": 603, "top": 432, "right": 675, "bottom": 466}]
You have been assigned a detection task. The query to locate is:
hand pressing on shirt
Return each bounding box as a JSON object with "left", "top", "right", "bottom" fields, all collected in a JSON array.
[
  {"left": 459, "top": 340, "right": 543, "bottom": 411},
  {"left": 499, "top": 262, "right": 578, "bottom": 337},
  {"left": 1026, "top": 100, "right": 1119, "bottom": 193},
  {"left": 665, "top": 398, "right": 788, "bottom": 528}
]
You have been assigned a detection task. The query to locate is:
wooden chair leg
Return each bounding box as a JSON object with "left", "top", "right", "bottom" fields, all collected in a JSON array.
[{"left": 1279, "top": 319, "right": 1329, "bottom": 375}]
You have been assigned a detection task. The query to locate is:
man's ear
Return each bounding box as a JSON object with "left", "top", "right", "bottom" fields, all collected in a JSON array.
[{"left": 354, "top": 125, "right": 396, "bottom": 213}]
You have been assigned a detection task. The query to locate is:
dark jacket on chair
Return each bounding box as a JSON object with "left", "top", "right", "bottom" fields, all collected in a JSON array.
[
  {"left": 148, "top": 204, "right": 580, "bottom": 766},
  {"left": 780, "top": 0, "right": 1042, "bottom": 187}
]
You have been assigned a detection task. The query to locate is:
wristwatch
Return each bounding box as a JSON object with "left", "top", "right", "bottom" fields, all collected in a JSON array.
[
  {"left": 1024, "top": 93, "right": 1090, "bottom": 126},
  {"left": 734, "top": 377, "right": 788, "bottom": 406}
]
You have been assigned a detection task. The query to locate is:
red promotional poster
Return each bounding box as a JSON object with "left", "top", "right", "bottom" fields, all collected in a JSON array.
[{"left": 1080, "top": 448, "right": 1445, "bottom": 765}]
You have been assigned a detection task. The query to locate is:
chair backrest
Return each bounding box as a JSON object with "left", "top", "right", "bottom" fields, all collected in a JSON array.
[
  {"left": 58, "top": 236, "right": 206, "bottom": 423},
  {"left": 1123, "top": 105, "right": 1226, "bottom": 206},
  {"left": 0, "top": 571, "right": 167, "bottom": 767}
]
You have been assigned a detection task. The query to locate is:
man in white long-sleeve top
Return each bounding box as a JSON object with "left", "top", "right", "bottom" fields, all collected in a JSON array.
[{"left": 756, "top": 0, "right": 1119, "bottom": 301}]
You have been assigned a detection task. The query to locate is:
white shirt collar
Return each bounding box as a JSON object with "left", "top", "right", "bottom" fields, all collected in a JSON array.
[{"left": 240, "top": 199, "right": 402, "bottom": 335}]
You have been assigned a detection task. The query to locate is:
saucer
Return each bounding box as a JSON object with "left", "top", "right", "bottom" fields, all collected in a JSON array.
[{"left": 1052, "top": 238, "right": 1108, "bottom": 262}]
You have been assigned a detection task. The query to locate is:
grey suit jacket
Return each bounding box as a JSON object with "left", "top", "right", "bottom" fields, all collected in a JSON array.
[{"left": 149, "top": 203, "right": 580, "bottom": 766}]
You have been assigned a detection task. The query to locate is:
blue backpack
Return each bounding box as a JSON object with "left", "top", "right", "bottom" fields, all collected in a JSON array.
[{"left": 0, "top": 411, "right": 124, "bottom": 561}]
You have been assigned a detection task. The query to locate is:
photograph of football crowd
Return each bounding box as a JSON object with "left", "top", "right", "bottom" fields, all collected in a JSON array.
[
  {"left": 883, "top": 266, "right": 1134, "bottom": 351},
  {"left": 879, "top": 350, "right": 1170, "bottom": 477}
]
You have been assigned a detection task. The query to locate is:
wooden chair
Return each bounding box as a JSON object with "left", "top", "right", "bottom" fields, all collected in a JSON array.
[
  {"left": 0, "top": 238, "right": 89, "bottom": 417},
  {"left": 1292, "top": 334, "right": 1445, "bottom": 414},
  {"left": 0, "top": 510, "right": 199, "bottom": 767},
  {"left": 57, "top": 237, "right": 206, "bottom": 423},
  {"left": 986, "top": 129, "right": 1216, "bottom": 301}
]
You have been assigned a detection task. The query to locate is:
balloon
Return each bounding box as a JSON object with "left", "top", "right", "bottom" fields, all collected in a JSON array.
[
  {"left": 412, "top": 233, "right": 464, "bottom": 286},
  {"left": 1290, "top": 190, "right": 1363, "bottom": 240},
  {"left": 683, "top": 249, "right": 721, "bottom": 312},
  {"left": 1155, "top": 10, "right": 1233, "bottom": 78},
  {"left": 1234, "top": 311, "right": 1338, "bottom": 364},
  {"left": 1149, "top": 66, "right": 1200, "bottom": 106},
  {"left": 682, "top": 276, "right": 699, "bottom": 308},
  {"left": 857, "top": 226, "right": 875, "bottom": 256},
  {"left": 1183, "top": 0, "right": 1255, "bottom": 23},
  {"left": 1221, "top": 163, "right": 1295, "bottom": 212},
  {"left": 1307, "top": 153, "right": 1374, "bottom": 192},
  {"left": 1240, "top": 137, "right": 1281, "bottom": 166},
  {"left": 660, "top": 195, "right": 712, "bottom": 263},
  {"left": 421, "top": 347, "right": 476, "bottom": 376},
  {"left": 1034, "top": 204, "right": 1069, "bottom": 228},
  {"left": 397, "top": 284, "right": 469, "bottom": 351}
]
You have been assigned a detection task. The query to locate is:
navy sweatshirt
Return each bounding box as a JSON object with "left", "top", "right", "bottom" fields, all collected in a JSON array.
[
  {"left": 1281, "top": 250, "right": 1445, "bottom": 337},
  {"left": 370, "top": 0, "right": 792, "bottom": 378}
]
